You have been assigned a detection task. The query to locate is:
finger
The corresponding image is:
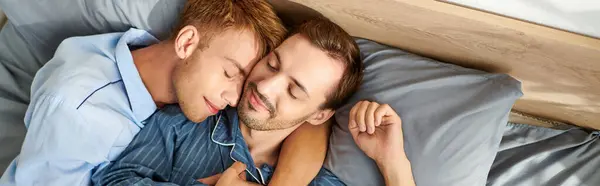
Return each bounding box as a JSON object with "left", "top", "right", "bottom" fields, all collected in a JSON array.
[
  {"left": 365, "top": 102, "right": 379, "bottom": 134},
  {"left": 198, "top": 174, "right": 222, "bottom": 185},
  {"left": 348, "top": 101, "right": 361, "bottom": 130},
  {"left": 230, "top": 161, "right": 247, "bottom": 175},
  {"left": 376, "top": 104, "right": 403, "bottom": 127},
  {"left": 356, "top": 101, "right": 370, "bottom": 132},
  {"left": 348, "top": 102, "right": 363, "bottom": 143},
  {"left": 374, "top": 104, "right": 386, "bottom": 127},
  {"left": 375, "top": 104, "right": 393, "bottom": 126},
  {"left": 238, "top": 170, "right": 247, "bottom": 181}
]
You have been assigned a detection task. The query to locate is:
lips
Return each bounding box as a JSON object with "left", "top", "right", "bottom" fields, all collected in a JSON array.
[
  {"left": 204, "top": 97, "right": 220, "bottom": 114},
  {"left": 248, "top": 89, "right": 268, "bottom": 112}
]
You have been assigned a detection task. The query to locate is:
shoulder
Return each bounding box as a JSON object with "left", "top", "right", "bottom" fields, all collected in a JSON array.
[
  {"left": 56, "top": 32, "right": 125, "bottom": 58},
  {"left": 30, "top": 79, "right": 127, "bottom": 112},
  {"left": 31, "top": 33, "right": 129, "bottom": 110},
  {"left": 50, "top": 32, "right": 125, "bottom": 71},
  {"left": 26, "top": 93, "right": 133, "bottom": 132}
]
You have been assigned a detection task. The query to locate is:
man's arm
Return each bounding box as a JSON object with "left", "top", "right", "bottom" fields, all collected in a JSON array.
[
  {"left": 92, "top": 111, "right": 202, "bottom": 186},
  {"left": 376, "top": 156, "right": 415, "bottom": 186},
  {"left": 269, "top": 119, "right": 333, "bottom": 186}
]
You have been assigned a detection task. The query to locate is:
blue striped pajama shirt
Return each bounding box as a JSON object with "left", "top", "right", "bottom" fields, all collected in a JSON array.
[{"left": 92, "top": 105, "right": 344, "bottom": 186}]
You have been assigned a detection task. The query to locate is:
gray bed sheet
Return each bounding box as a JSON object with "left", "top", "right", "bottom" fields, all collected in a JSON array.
[{"left": 489, "top": 123, "right": 600, "bottom": 186}]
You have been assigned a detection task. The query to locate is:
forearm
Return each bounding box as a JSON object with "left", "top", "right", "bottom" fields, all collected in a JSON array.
[
  {"left": 376, "top": 156, "right": 415, "bottom": 186},
  {"left": 269, "top": 119, "right": 332, "bottom": 186}
]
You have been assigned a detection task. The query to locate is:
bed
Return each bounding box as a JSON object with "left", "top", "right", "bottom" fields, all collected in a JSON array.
[
  {"left": 0, "top": 0, "right": 599, "bottom": 185},
  {"left": 274, "top": 1, "right": 600, "bottom": 185},
  {"left": 275, "top": 0, "right": 600, "bottom": 130}
]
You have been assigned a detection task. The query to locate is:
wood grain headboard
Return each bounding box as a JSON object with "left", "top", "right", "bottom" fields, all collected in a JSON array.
[{"left": 270, "top": 0, "right": 600, "bottom": 129}]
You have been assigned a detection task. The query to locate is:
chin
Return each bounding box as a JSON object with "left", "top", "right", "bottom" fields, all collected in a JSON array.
[{"left": 180, "top": 103, "right": 208, "bottom": 123}]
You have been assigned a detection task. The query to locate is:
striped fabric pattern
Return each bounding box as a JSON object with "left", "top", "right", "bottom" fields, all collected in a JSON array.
[{"left": 92, "top": 105, "right": 344, "bottom": 186}]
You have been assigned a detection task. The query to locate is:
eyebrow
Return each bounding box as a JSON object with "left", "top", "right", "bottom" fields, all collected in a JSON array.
[
  {"left": 274, "top": 50, "right": 309, "bottom": 98},
  {"left": 225, "top": 57, "right": 247, "bottom": 77}
]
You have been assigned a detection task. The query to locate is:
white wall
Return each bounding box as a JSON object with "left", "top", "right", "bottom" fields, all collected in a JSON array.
[{"left": 447, "top": 0, "right": 600, "bottom": 38}]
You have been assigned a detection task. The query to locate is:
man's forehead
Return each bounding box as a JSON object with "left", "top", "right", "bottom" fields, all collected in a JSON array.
[
  {"left": 218, "top": 29, "right": 260, "bottom": 66},
  {"left": 225, "top": 57, "right": 252, "bottom": 77},
  {"left": 277, "top": 35, "right": 344, "bottom": 95}
]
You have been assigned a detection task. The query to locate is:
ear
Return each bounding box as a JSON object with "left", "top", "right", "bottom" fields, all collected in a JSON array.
[
  {"left": 306, "top": 109, "right": 335, "bottom": 125},
  {"left": 174, "top": 25, "right": 201, "bottom": 60}
]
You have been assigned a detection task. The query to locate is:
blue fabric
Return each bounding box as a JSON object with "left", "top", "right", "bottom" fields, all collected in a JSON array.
[
  {"left": 92, "top": 106, "right": 344, "bottom": 186},
  {"left": 0, "top": 28, "right": 159, "bottom": 185}
]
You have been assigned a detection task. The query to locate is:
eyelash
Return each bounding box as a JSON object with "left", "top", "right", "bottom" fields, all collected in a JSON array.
[
  {"left": 288, "top": 86, "right": 297, "bottom": 99},
  {"left": 267, "top": 60, "right": 277, "bottom": 71},
  {"left": 224, "top": 69, "right": 232, "bottom": 78}
]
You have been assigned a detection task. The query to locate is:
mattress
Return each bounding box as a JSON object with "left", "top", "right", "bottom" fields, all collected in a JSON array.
[{"left": 489, "top": 123, "right": 600, "bottom": 186}]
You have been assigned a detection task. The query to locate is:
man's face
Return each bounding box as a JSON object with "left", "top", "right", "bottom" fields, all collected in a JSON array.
[
  {"left": 173, "top": 28, "right": 259, "bottom": 122},
  {"left": 238, "top": 34, "right": 344, "bottom": 130}
]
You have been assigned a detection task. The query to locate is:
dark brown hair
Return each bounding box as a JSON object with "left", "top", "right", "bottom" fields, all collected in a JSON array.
[
  {"left": 291, "top": 18, "right": 363, "bottom": 110},
  {"left": 172, "top": 0, "right": 287, "bottom": 56}
]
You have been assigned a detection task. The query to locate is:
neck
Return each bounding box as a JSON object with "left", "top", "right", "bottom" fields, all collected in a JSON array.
[
  {"left": 131, "top": 41, "right": 179, "bottom": 107},
  {"left": 239, "top": 120, "right": 301, "bottom": 167}
]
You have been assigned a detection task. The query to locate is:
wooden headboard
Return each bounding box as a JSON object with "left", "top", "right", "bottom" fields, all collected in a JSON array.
[{"left": 270, "top": 0, "right": 600, "bottom": 129}]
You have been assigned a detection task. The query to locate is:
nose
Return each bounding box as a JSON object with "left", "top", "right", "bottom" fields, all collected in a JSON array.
[
  {"left": 256, "top": 74, "right": 286, "bottom": 98},
  {"left": 222, "top": 79, "right": 243, "bottom": 107}
]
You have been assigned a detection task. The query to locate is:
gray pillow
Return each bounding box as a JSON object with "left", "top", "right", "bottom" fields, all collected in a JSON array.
[
  {"left": 0, "top": 0, "right": 184, "bottom": 173},
  {"left": 325, "top": 39, "right": 523, "bottom": 186},
  {"left": 0, "top": 21, "right": 29, "bottom": 174},
  {"left": 0, "top": 0, "right": 184, "bottom": 71}
]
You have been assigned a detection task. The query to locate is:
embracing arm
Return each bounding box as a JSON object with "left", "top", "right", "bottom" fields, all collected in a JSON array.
[{"left": 269, "top": 118, "right": 333, "bottom": 186}]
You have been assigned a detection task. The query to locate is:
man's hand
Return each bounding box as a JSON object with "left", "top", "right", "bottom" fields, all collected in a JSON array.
[
  {"left": 197, "top": 162, "right": 260, "bottom": 186},
  {"left": 349, "top": 101, "right": 415, "bottom": 186},
  {"left": 348, "top": 101, "right": 406, "bottom": 164}
]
